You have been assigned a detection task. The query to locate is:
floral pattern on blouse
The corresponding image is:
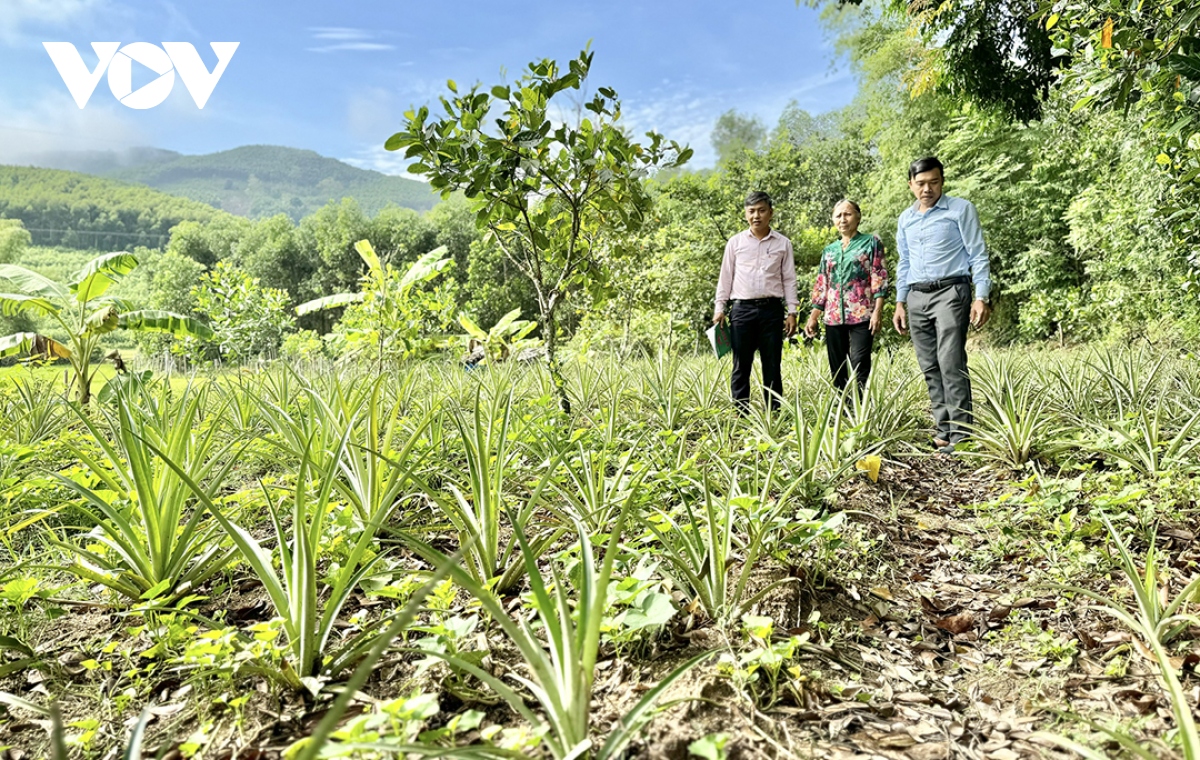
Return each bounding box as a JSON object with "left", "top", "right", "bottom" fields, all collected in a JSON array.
[{"left": 809, "top": 233, "right": 889, "bottom": 326}]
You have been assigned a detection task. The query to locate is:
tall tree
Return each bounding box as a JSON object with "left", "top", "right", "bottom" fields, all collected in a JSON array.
[
  {"left": 820, "top": 0, "right": 1060, "bottom": 121},
  {"left": 712, "top": 109, "right": 767, "bottom": 164},
  {"left": 386, "top": 48, "right": 691, "bottom": 413},
  {"left": 1045, "top": 0, "right": 1200, "bottom": 282},
  {"left": 0, "top": 220, "right": 31, "bottom": 263}
]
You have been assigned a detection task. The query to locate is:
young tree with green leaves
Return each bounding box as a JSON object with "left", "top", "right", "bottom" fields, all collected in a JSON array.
[
  {"left": 296, "top": 240, "right": 455, "bottom": 370},
  {"left": 385, "top": 47, "right": 692, "bottom": 413},
  {"left": 182, "top": 261, "right": 295, "bottom": 364},
  {"left": 0, "top": 252, "right": 213, "bottom": 403}
]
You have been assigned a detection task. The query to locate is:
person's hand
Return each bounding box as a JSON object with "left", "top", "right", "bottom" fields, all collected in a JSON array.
[
  {"left": 785, "top": 314, "right": 797, "bottom": 337},
  {"left": 804, "top": 313, "right": 820, "bottom": 339},
  {"left": 970, "top": 299, "right": 991, "bottom": 329},
  {"left": 713, "top": 312, "right": 726, "bottom": 326},
  {"left": 869, "top": 308, "right": 882, "bottom": 336},
  {"left": 893, "top": 303, "right": 908, "bottom": 334}
]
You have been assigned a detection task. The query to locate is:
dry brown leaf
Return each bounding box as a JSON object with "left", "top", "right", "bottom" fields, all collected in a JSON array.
[
  {"left": 873, "top": 731, "right": 918, "bottom": 749},
  {"left": 1015, "top": 658, "right": 1047, "bottom": 673},
  {"left": 907, "top": 742, "right": 951, "bottom": 760},
  {"left": 933, "top": 612, "right": 975, "bottom": 634}
]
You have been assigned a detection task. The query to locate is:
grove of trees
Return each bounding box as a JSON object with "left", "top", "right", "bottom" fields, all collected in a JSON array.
[{"left": 3, "top": 1, "right": 1197, "bottom": 368}]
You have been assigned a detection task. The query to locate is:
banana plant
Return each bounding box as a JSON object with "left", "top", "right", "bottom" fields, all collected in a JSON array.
[
  {"left": 296, "top": 241, "right": 453, "bottom": 369},
  {"left": 0, "top": 253, "right": 212, "bottom": 403},
  {"left": 457, "top": 307, "right": 540, "bottom": 364}
]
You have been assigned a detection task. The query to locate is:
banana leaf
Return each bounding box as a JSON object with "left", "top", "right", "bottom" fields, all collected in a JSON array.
[
  {"left": 85, "top": 305, "right": 120, "bottom": 335},
  {"left": 399, "top": 245, "right": 450, "bottom": 290},
  {"left": 457, "top": 312, "right": 489, "bottom": 340},
  {"left": 69, "top": 251, "right": 140, "bottom": 303},
  {"left": 0, "top": 293, "right": 60, "bottom": 317},
  {"left": 117, "top": 310, "right": 214, "bottom": 339},
  {"left": 353, "top": 239, "right": 383, "bottom": 273},
  {"left": 0, "top": 265, "right": 70, "bottom": 300},
  {"left": 0, "top": 332, "right": 71, "bottom": 358},
  {"left": 295, "top": 292, "right": 365, "bottom": 316}
]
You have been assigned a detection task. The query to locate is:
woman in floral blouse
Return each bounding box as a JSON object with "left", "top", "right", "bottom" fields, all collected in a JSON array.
[{"left": 804, "top": 199, "right": 890, "bottom": 391}]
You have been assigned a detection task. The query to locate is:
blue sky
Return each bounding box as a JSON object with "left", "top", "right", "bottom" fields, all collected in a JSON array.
[{"left": 0, "top": 0, "right": 855, "bottom": 173}]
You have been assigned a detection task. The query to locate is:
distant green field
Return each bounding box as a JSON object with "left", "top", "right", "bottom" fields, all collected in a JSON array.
[
  {"left": 0, "top": 361, "right": 115, "bottom": 392},
  {"left": 14, "top": 246, "right": 96, "bottom": 284}
]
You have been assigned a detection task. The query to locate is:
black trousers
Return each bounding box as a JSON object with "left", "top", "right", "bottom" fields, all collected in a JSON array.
[
  {"left": 825, "top": 321, "right": 874, "bottom": 392},
  {"left": 729, "top": 300, "right": 785, "bottom": 412}
]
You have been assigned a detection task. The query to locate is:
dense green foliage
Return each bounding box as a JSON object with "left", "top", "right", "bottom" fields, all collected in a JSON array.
[
  {"left": 0, "top": 220, "right": 30, "bottom": 264},
  {"left": 0, "top": 166, "right": 230, "bottom": 250}
]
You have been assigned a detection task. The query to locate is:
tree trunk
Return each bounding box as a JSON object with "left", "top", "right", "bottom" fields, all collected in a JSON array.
[{"left": 542, "top": 305, "right": 571, "bottom": 415}]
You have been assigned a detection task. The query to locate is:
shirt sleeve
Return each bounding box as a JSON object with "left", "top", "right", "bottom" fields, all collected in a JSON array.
[
  {"left": 870, "top": 235, "right": 889, "bottom": 301},
  {"left": 714, "top": 237, "right": 735, "bottom": 315},
  {"left": 781, "top": 238, "right": 799, "bottom": 314},
  {"left": 895, "top": 213, "right": 911, "bottom": 303},
  {"left": 958, "top": 200, "right": 991, "bottom": 299},
  {"left": 810, "top": 253, "right": 828, "bottom": 312}
]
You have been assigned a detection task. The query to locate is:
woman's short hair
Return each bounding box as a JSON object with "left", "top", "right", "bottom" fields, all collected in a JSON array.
[{"left": 834, "top": 199, "right": 861, "bottom": 215}]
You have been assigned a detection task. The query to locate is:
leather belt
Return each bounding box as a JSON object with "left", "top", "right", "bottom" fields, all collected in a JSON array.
[{"left": 908, "top": 275, "right": 970, "bottom": 293}]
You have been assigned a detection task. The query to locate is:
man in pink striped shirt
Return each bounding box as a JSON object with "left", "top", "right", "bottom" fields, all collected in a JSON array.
[{"left": 713, "top": 192, "right": 799, "bottom": 413}]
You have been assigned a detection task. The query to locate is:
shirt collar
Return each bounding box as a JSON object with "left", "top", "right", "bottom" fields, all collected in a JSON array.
[
  {"left": 744, "top": 228, "right": 778, "bottom": 242},
  {"left": 910, "top": 194, "right": 950, "bottom": 214}
]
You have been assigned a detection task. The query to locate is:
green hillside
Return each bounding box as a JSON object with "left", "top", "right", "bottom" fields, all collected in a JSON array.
[
  {"left": 0, "top": 166, "right": 231, "bottom": 250},
  {"left": 103, "top": 145, "right": 438, "bottom": 220}
]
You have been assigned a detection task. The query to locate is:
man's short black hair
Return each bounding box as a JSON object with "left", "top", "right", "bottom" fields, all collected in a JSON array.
[
  {"left": 744, "top": 191, "right": 773, "bottom": 208},
  {"left": 908, "top": 156, "right": 945, "bottom": 180}
]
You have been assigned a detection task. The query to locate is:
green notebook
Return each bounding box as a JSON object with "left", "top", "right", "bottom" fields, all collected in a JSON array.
[{"left": 706, "top": 322, "right": 732, "bottom": 358}]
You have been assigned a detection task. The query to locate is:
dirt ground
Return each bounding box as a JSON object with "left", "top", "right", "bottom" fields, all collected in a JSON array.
[{"left": 1, "top": 452, "right": 1195, "bottom": 759}]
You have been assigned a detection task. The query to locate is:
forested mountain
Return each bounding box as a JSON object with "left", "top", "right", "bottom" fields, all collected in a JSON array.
[
  {"left": 15, "top": 146, "right": 182, "bottom": 176},
  {"left": 101, "top": 145, "right": 438, "bottom": 220},
  {"left": 0, "top": 166, "right": 231, "bottom": 250}
]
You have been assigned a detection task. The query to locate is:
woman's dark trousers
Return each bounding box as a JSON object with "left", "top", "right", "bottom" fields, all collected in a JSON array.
[{"left": 825, "top": 322, "right": 873, "bottom": 392}]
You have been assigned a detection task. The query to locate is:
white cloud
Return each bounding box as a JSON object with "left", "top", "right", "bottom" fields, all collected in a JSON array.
[
  {"left": 340, "top": 143, "right": 423, "bottom": 179},
  {"left": 0, "top": 93, "right": 147, "bottom": 164},
  {"left": 306, "top": 27, "right": 393, "bottom": 53},
  {"left": 309, "top": 27, "right": 371, "bottom": 41},
  {"left": 622, "top": 89, "right": 722, "bottom": 169},
  {"left": 0, "top": 0, "right": 110, "bottom": 46},
  {"left": 159, "top": 1, "right": 202, "bottom": 41},
  {"left": 307, "top": 42, "right": 394, "bottom": 53},
  {"left": 623, "top": 67, "right": 856, "bottom": 169},
  {"left": 345, "top": 86, "right": 401, "bottom": 142}
]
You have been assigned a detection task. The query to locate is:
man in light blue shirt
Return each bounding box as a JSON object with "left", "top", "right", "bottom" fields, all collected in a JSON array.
[{"left": 892, "top": 157, "right": 992, "bottom": 452}]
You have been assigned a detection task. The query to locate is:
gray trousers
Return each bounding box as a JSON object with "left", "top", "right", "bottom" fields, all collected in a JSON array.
[{"left": 908, "top": 281, "right": 972, "bottom": 444}]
